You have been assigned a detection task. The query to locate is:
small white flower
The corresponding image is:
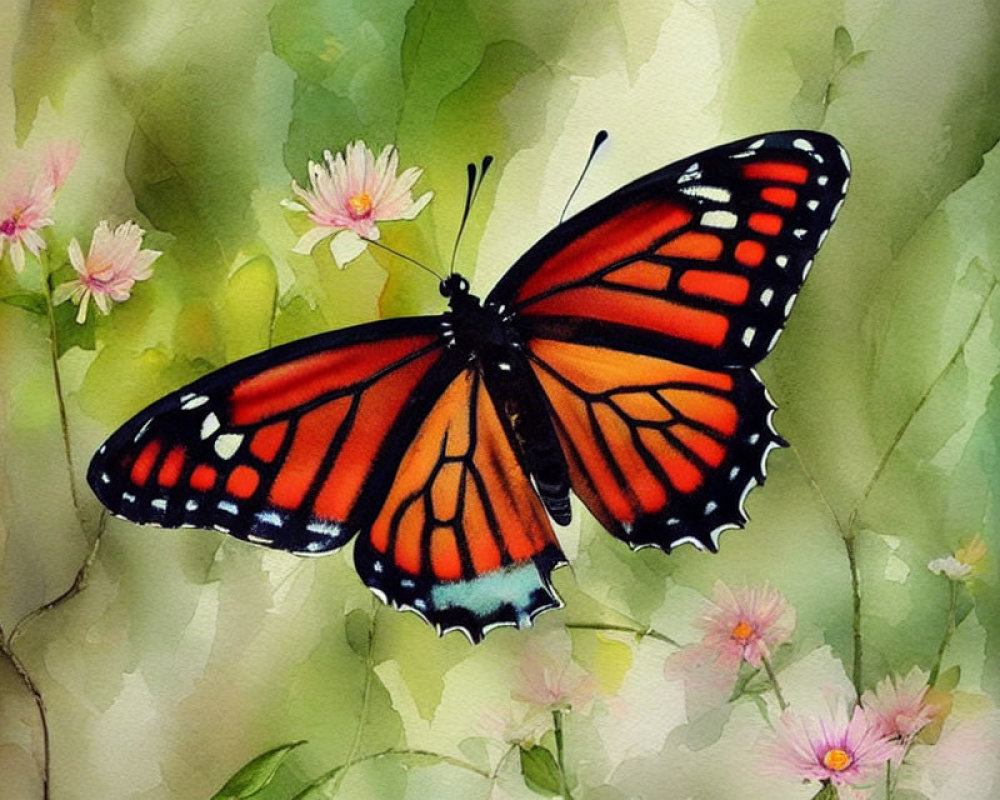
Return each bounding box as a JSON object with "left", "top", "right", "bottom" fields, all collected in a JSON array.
[
  {"left": 52, "top": 221, "right": 161, "bottom": 323},
  {"left": 927, "top": 556, "right": 972, "bottom": 580},
  {"left": 284, "top": 140, "right": 432, "bottom": 268}
]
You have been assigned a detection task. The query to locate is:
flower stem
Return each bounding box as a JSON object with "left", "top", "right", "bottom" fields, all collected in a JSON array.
[
  {"left": 886, "top": 759, "right": 893, "bottom": 800},
  {"left": 760, "top": 654, "right": 789, "bottom": 712},
  {"left": 928, "top": 579, "right": 959, "bottom": 686},
  {"left": 39, "top": 253, "right": 83, "bottom": 525},
  {"left": 564, "top": 621, "right": 679, "bottom": 647},
  {"left": 844, "top": 529, "right": 864, "bottom": 698},
  {"left": 552, "top": 709, "right": 571, "bottom": 800},
  {"left": 330, "top": 599, "right": 379, "bottom": 796},
  {"left": 0, "top": 624, "right": 50, "bottom": 799}
]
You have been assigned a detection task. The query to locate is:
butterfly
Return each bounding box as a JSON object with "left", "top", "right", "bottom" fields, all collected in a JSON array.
[{"left": 89, "top": 130, "right": 850, "bottom": 642}]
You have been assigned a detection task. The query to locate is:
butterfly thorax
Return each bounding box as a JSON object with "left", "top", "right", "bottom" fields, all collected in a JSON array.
[{"left": 439, "top": 273, "right": 517, "bottom": 354}]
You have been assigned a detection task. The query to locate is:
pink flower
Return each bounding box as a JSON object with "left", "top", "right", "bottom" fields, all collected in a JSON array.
[
  {"left": 52, "top": 221, "right": 161, "bottom": 323},
  {"left": 0, "top": 142, "right": 79, "bottom": 273},
  {"left": 861, "top": 667, "right": 936, "bottom": 742},
  {"left": 763, "top": 704, "right": 905, "bottom": 789},
  {"left": 284, "top": 141, "right": 432, "bottom": 267},
  {"left": 697, "top": 581, "right": 795, "bottom": 669},
  {"left": 512, "top": 647, "right": 596, "bottom": 713}
]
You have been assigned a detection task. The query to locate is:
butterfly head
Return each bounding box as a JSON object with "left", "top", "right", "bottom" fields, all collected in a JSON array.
[{"left": 439, "top": 273, "right": 470, "bottom": 300}]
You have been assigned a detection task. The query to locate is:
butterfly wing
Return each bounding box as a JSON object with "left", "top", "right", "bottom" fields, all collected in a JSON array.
[
  {"left": 88, "top": 318, "right": 456, "bottom": 555},
  {"left": 487, "top": 130, "right": 850, "bottom": 549},
  {"left": 353, "top": 365, "right": 566, "bottom": 642}
]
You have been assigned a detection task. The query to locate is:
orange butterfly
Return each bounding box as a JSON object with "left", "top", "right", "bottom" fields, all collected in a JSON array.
[{"left": 89, "top": 131, "right": 850, "bottom": 641}]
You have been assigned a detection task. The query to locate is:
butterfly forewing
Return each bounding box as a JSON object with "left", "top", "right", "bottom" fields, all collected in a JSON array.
[
  {"left": 89, "top": 319, "right": 451, "bottom": 554},
  {"left": 490, "top": 130, "right": 850, "bottom": 367}
]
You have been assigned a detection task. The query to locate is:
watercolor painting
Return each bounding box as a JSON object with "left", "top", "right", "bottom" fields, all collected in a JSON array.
[{"left": 1, "top": 2, "right": 998, "bottom": 798}]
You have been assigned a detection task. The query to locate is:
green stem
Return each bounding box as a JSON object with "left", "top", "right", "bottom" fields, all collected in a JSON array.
[
  {"left": 293, "top": 747, "right": 491, "bottom": 798},
  {"left": 0, "top": 624, "right": 50, "bottom": 799},
  {"left": 39, "top": 255, "right": 84, "bottom": 524},
  {"left": 564, "top": 621, "right": 679, "bottom": 647},
  {"left": 886, "top": 759, "right": 892, "bottom": 800},
  {"left": 760, "top": 654, "right": 789, "bottom": 712},
  {"left": 552, "top": 709, "right": 571, "bottom": 800},
  {"left": 844, "top": 530, "right": 863, "bottom": 698},
  {"left": 330, "top": 600, "right": 379, "bottom": 796},
  {"left": 928, "top": 579, "right": 959, "bottom": 686}
]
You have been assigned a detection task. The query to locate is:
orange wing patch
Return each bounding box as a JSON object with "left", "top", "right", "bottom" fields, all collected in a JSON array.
[
  {"left": 527, "top": 338, "right": 742, "bottom": 532},
  {"left": 369, "top": 369, "right": 558, "bottom": 581}
]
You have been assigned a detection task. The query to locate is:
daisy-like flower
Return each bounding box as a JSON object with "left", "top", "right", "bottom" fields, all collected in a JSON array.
[
  {"left": 861, "top": 667, "right": 937, "bottom": 743},
  {"left": 52, "top": 221, "right": 161, "bottom": 323},
  {"left": 0, "top": 142, "right": 79, "bottom": 273},
  {"left": 512, "top": 647, "right": 596, "bottom": 713},
  {"left": 697, "top": 581, "right": 795, "bottom": 669},
  {"left": 285, "top": 141, "right": 432, "bottom": 268},
  {"left": 763, "top": 704, "right": 904, "bottom": 789}
]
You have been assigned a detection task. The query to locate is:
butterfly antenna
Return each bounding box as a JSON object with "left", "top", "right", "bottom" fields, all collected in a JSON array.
[
  {"left": 449, "top": 156, "right": 494, "bottom": 275},
  {"left": 559, "top": 129, "right": 609, "bottom": 223},
  {"left": 364, "top": 238, "right": 444, "bottom": 281}
]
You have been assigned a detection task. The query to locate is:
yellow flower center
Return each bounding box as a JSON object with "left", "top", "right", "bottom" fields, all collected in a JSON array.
[
  {"left": 348, "top": 192, "right": 373, "bottom": 218},
  {"left": 822, "top": 748, "right": 852, "bottom": 771},
  {"left": 730, "top": 620, "right": 754, "bottom": 642}
]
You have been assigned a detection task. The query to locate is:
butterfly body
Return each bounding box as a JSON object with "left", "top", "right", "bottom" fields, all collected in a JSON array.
[{"left": 90, "top": 130, "right": 850, "bottom": 641}]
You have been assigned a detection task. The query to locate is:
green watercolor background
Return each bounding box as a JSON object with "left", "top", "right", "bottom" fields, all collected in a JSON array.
[{"left": 0, "top": 1, "right": 998, "bottom": 797}]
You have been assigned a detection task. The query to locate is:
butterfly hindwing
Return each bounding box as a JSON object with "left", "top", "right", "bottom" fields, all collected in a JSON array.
[
  {"left": 526, "top": 337, "right": 780, "bottom": 550},
  {"left": 490, "top": 130, "right": 850, "bottom": 367},
  {"left": 354, "top": 366, "right": 566, "bottom": 641},
  {"left": 89, "top": 318, "right": 451, "bottom": 555}
]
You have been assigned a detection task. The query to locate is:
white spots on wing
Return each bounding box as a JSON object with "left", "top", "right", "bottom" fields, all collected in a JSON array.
[
  {"left": 186, "top": 499, "right": 199, "bottom": 512},
  {"left": 838, "top": 145, "right": 851, "bottom": 171},
  {"left": 818, "top": 175, "right": 829, "bottom": 186},
  {"left": 729, "top": 149, "right": 755, "bottom": 159},
  {"left": 498, "top": 362, "right": 512, "bottom": 372},
  {"left": 741, "top": 327, "right": 756, "bottom": 347},
  {"left": 247, "top": 534, "right": 272, "bottom": 544},
  {"left": 415, "top": 598, "right": 428, "bottom": 610},
  {"left": 181, "top": 394, "right": 209, "bottom": 411},
  {"left": 729, "top": 466, "right": 740, "bottom": 481},
  {"left": 98, "top": 444, "right": 106, "bottom": 455},
  {"left": 401, "top": 578, "right": 415, "bottom": 588},
  {"left": 123, "top": 492, "right": 136, "bottom": 503},
  {"left": 133, "top": 419, "right": 151, "bottom": 442},
  {"left": 100, "top": 472, "right": 111, "bottom": 484},
  {"left": 201, "top": 413, "right": 221, "bottom": 440},
  {"left": 759, "top": 288, "right": 774, "bottom": 307},
  {"left": 213, "top": 524, "right": 230, "bottom": 533},
  {"left": 749, "top": 138, "right": 765, "bottom": 149},
  {"left": 214, "top": 433, "right": 243, "bottom": 460},
  {"left": 701, "top": 210, "right": 738, "bottom": 229},
  {"left": 818, "top": 229, "right": 830, "bottom": 247},
  {"left": 775, "top": 254, "right": 789, "bottom": 268},
  {"left": 678, "top": 162, "right": 701, "bottom": 184},
  {"left": 218, "top": 500, "right": 239, "bottom": 515},
  {"left": 255, "top": 510, "right": 284, "bottom": 527},
  {"left": 803, "top": 259, "right": 814, "bottom": 278},
  {"left": 748, "top": 432, "right": 760, "bottom": 445},
  {"left": 704, "top": 500, "right": 718, "bottom": 515},
  {"left": 842, "top": 177, "right": 850, "bottom": 194},
  {"left": 807, "top": 199, "right": 820, "bottom": 211},
  {"left": 373, "top": 560, "right": 384, "bottom": 574},
  {"left": 152, "top": 498, "right": 168, "bottom": 511},
  {"left": 768, "top": 329, "right": 783, "bottom": 352},
  {"left": 793, "top": 228, "right": 807, "bottom": 239},
  {"left": 793, "top": 138, "right": 814, "bottom": 152},
  {"left": 681, "top": 185, "right": 732, "bottom": 203},
  {"left": 784, "top": 293, "right": 798, "bottom": 316},
  {"left": 831, "top": 199, "right": 844, "bottom": 220},
  {"left": 306, "top": 520, "right": 342, "bottom": 537}
]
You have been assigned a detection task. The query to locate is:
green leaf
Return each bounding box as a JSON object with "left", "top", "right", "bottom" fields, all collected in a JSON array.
[
  {"left": 53, "top": 298, "right": 96, "bottom": 356},
  {"left": 344, "top": 608, "right": 373, "bottom": 658},
  {"left": 1, "top": 292, "right": 48, "bottom": 316},
  {"left": 211, "top": 740, "right": 307, "bottom": 799},
  {"left": 935, "top": 664, "right": 961, "bottom": 692},
  {"left": 833, "top": 26, "right": 854, "bottom": 63},
  {"left": 808, "top": 783, "right": 839, "bottom": 800},
  {"left": 519, "top": 744, "right": 561, "bottom": 798}
]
